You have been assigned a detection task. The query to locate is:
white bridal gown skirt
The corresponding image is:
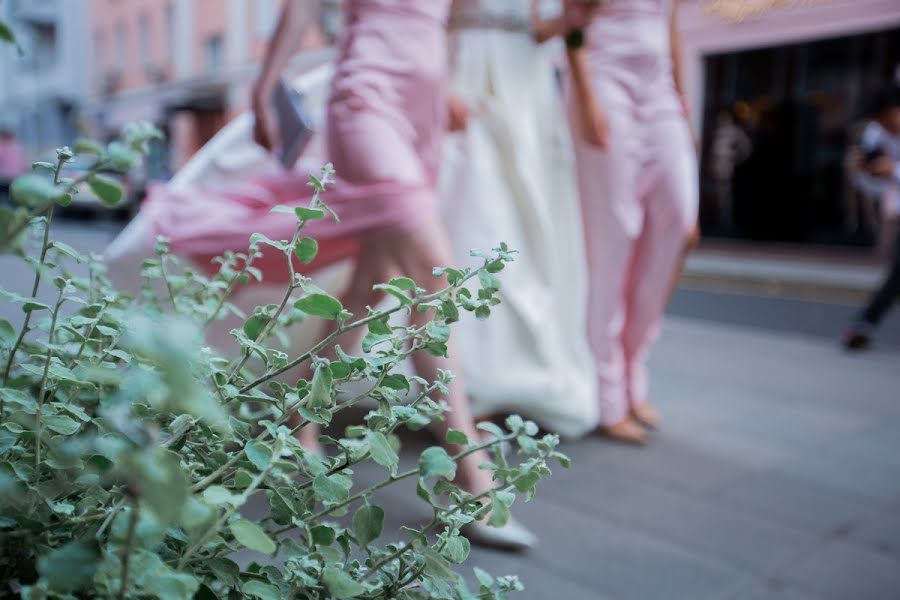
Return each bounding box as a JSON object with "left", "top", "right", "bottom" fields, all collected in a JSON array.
[{"left": 439, "top": 24, "right": 598, "bottom": 437}]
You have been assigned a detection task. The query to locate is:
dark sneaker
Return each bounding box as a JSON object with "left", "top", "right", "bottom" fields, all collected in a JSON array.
[{"left": 842, "top": 323, "right": 873, "bottom": 351}]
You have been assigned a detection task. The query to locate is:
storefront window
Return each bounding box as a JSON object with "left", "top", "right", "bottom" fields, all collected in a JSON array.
[{"left": 699, "top": 26, "right": 900, "bottom": 247}]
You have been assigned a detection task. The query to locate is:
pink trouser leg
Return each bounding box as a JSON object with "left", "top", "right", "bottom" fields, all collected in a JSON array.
[
  {"left": 621, "top": 117, "right": 698, "bottom": 410},
  {"left": 574, "top": 107, "right": 696, "bottom": 426},
  {"left": 573, "top": 107, "right": 642, "bottom": 426}
]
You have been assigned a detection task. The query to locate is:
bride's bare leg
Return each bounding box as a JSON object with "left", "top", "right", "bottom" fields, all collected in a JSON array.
[
  {"left": 292, "top": 222, "right": 494, "bottom": 495},
  {"left": 389, "top": 219, "right": 495, "bottom": 496},
  {"left": 289, "top": 252, "right": 387, "bottom": 451}
]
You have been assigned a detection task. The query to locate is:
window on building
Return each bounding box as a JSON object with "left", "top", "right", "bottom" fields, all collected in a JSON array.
[
  {"left": 114, "top": 21, "right": 127, "bottom": 72},
  {"left": 205, "top": 34, "right": 223, "bottom": 72},
  {"left": 94, "top": 30, "right": 107, "bottom": 88},
  {"left": 16, "top": 22, "right": 57, "bottom": 73},
  {"left": 33, "top": 23, "right": 57, "bottom": 71},
  {"left": 138, "top": 12, "right": 152, "bottom": 67},
  {"left": 165, "top": 3, "right": 175, "bottom": 64}
]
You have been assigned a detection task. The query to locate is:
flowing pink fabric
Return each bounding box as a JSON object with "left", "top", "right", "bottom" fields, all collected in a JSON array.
[
  {"left": 143, "top": 0, "right": 451, "bottom": 280},
  {"left": 0, "top": 137, "right": 27, "bottom": 180}
]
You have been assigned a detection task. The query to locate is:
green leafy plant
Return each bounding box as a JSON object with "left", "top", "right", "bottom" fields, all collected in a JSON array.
[
  {"left": 0, "top": 16, "right": 23, "bottom": 55},
  {"left": 0, "top": 134, "right": 569, "bottom": 597}
]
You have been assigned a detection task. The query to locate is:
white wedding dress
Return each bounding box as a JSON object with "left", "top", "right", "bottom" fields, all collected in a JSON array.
[
  {"left": 104, "top": 0, "right": 599, "bottom": 437},
  {"left": 440, "top": 0, "right": 598, "bottom": 437}
]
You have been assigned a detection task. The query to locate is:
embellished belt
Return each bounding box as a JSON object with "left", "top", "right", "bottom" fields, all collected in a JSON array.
[{"left": 448, "top": 12, "right": 531, "bottom": 33}]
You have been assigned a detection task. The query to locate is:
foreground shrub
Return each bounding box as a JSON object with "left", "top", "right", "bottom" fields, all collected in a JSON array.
[{"left": 0, "top": 127, "right": 567, "bottom": 597}]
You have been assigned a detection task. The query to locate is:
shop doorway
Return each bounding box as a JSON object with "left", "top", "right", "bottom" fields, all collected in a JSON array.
[{"left": 699, "top": 26, "right": 900, "bottom": 247}]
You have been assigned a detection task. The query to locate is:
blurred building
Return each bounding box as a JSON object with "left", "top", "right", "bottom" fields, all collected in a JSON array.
[
  {"left": 0, "top": 0, "right": 337, "bottom": 174},
  {"left": 87, "top": 0, "right": 337, "bottom": 176},
  {"left": 3, "top": 0, "right": 899, "bottom": 249},
  {"left": 0, "top": 0, "right": 91, "bottom": 155},
  {"left": 679, "top": 0, "right": 900, "bottom": 247}
]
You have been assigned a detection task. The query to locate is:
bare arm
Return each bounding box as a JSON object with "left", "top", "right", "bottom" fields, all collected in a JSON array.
[
  {"left": 530, "top": 0, "right": 568, "bottom": 44},
  {"left": 566, "top": 42, "right": 609, "bottom": 148},
  {"left": 669, "top": 3, "right": 686, "bottom": 99},
  {"left": 560, "top": 1, "right": 609, "bottom": 147},
  {"left": 251, "top": 0, "right": 321, "bottom": 149},
  {"left": 669, "top": 3, "right": 698, "bottom": 149}
]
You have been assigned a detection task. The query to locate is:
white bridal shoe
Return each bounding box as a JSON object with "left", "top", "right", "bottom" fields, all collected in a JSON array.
[{"left": 462, "top": 516, "right": 538, "bottom": 552}]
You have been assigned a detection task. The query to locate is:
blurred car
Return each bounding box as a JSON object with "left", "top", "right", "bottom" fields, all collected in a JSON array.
[{"left": 56, "top": 153, "right": 147, "bottom": 221}]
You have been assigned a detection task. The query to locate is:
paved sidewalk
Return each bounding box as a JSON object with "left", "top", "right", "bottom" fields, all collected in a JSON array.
[
  {"left": 682, "top": 243, "right": 885, "bottom": 303},
  {"left": 353, "top": 315, "right": 900, "bottom": 599}
]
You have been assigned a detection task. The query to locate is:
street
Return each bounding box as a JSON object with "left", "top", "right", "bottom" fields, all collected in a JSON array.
[{"left": 3, "top": 219, "right": 900, "bottom": 599}]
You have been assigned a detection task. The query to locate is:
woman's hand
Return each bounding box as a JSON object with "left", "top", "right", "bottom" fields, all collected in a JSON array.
[
  {"left": 581, "top": 99, "right": 610, "bottom": 149},
  {"left": 249, "top": 1, "right": 312, "bottom": 152},
  {"left": 251, "top": 87, "right": 280, "bottom": 152},
  {"left": 447, "top": 94, "right": 471, "bottom": 132},
  {"left": 563, "top": 0, "right": 600, "bottom": 29}
]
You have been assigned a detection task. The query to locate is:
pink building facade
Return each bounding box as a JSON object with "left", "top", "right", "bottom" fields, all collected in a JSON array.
[
  {"left": 677, "top": 0, "right": 900, "bottom": 246},
  {"left": 679, "top": 0, "right": 900, "bottom": 132},
  {"left": 87, "top": 0, "right": 332, "bottom": 172}
]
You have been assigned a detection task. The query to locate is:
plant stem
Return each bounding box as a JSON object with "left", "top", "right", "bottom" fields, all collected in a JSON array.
[
  {"left": 159, "top": 254, "right": 180, "bottom": 314},
  {"left": 194, "top": 258, "right": 501, "bottom": 492},
  {"left": 363, "top": 535, "right": 427, "bottom": 584},
  {"left": 272, "top": 433, "right": 515, "bottom": 538},
  {"left": 289, "top": 377, "right": 434, "bottom": 494},
  {"left": 2, "top": 205, "right": 56, "bottom": 385},
  {"left": 118, "top": 501, "right": 139, "bottom": 599},
  {"left": 0, "top": 155, "right": 105, "bottom": 386},
  {"left": 34, "top": 287, "right": 65, "bottom": 477},
  {"left": 68, "top": 301, "right": 108, "bottom": 367},
  {"left": 178, "top": 454, "right": 276, "bottom": 569},
  {"left": 226, "top": 222, "right": 304, "bottom": 385},
  {"left": 363, "top": 471, "right": 533, "bottom": 584},
  {"left": 190, "top": 391, "right": 306, "bottom": 492},
  {"left": 96, "top": 499, "right": 126, "bottom": 540},
  {"left": 33, "top": 299, "right": 114, "bottom": 408},
  {"left": 204, "top": 255, "right": 256, "bottom": 327},
  {"left": 192, "top": 349, "right": 418, "bottom": 494},
  {"left": 238, "top": 259, "right": 498, "bottom": 395},
  {"left": 0, "top": 157, "right": 107, "bottom": 258}
]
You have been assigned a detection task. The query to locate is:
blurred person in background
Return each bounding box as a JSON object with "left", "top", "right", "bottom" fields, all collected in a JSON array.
[
  {"left": 565, "top": 0, "right": 698, "bottom": 445},
  {"left": 843, "top": 83, "right": 900, "bottom": 350},
  {"left": 709, "top": 107, "right": 752, "bottom": 232},
  {"left": 438, "top": 0, "right": 598, "bottom": 439},
  {"left": 0, "top": 127, "right": 27, "bottom": 203}
]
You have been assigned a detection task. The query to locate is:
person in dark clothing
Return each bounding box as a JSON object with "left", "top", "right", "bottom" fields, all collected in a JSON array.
[{"left": 843, "top": 84, "right": 900, "bottom": 350}]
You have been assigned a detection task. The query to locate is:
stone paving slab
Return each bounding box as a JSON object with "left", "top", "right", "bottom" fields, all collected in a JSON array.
[
  {"left": 730, "top": 579, "right": 827, "bottom": 600},
  {"left": 847, "top": 509, "right": 900, "bottom": 557},
  {"left": 710, "top": 471, "right": 882, "bottom": 538},
  {"left": 428, "top": 316, "right": 900, "bottom": 599},
  {"left": 783, "top": 540, "right": 900, "bottom": 600}
]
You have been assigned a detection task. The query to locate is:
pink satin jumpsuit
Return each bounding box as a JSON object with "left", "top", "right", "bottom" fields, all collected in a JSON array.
[{"left": 568, "top": 0, "right": 698, "bottom": 425}]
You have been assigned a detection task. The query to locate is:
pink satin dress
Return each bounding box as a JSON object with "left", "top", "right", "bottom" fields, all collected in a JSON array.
[
  {"left": 568, "top": 0, "right": 698, "bottom": 425},
  {"left": 143, "top": 0, "right": 451, "bottom": 279}
]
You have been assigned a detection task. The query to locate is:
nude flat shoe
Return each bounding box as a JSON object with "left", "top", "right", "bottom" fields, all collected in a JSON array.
[
  {"left": 599, "top": 418, "right": 648, "bottom": 445},
  {"left": 631, "top": 402, "right": 661, "bottom": 430},
  {"left": 462, "top": 516, "right": 538, "bottom": 552}
]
